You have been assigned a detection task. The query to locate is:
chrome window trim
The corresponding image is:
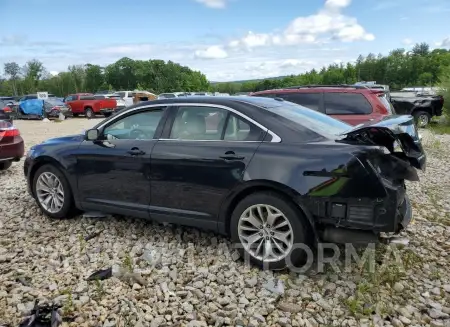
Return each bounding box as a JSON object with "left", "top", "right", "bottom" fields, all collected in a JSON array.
[{"left": 97, "top": 102, "right": 282, "bottom": 143}]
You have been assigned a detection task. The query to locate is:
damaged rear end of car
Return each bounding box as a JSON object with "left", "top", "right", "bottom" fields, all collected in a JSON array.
[{"left": 307, "top": 115, "right": 425, "bottom": 245}]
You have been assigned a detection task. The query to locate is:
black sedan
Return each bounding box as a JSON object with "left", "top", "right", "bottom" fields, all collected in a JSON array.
[{"left": 24, "top": 96, "right": 426, "bottom": 269}]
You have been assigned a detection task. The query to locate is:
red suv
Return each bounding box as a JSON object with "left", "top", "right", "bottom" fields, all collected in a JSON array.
[{"left": 251, "top": 85, "right": 393, "bottom": 126}]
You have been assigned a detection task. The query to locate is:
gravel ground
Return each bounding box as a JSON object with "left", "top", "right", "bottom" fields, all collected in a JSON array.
[{"left": 1, "top": 119, "right": 449, "bottom": 327}]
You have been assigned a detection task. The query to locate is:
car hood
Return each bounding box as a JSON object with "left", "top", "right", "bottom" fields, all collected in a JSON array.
[
  {"left": 340, "top": 115, "right": 426, "bottom": 170},
  {"left": 41, "top": 134, "right": 84, "bottom": 145}
]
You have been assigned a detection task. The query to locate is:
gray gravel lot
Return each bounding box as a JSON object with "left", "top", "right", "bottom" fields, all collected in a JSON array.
[{"left": 0, "top": 118, "right": 449, "bottom": 327}]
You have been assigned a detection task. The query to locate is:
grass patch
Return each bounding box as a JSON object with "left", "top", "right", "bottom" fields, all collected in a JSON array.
[{"left": 428, "top": 122, "right": 450, "bottom": 135}]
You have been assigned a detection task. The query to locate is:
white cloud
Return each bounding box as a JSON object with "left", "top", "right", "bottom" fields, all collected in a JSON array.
[
  {"left": 436, "top": 36, "right": 450, "bottom": 48},
  {"left": 194, "top": 0, "right": 228, "bottom": 8},
  {"left": 402, "top": 38, "right": 413, "bottom": 46},
  {"left": 222, "top": 0, "right": 374, "bottom": 51},
  {"left": 194, "top": 45, "right": 228, "bottom": 59}
]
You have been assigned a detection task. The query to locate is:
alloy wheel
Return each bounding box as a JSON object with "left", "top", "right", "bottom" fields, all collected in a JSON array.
[
  {"left": 237, "top": 204, "right": 294, "bottom": 263},
  {"left": 36, "top": 172, "right": 65, "bottom": 213},
  {"left": 417, "top": 114, "right": 429, "bottom": 127}
]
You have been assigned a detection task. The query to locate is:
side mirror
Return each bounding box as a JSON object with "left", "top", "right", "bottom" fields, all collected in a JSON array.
[{"left": 85, "top": 128, "right": 99, "bottom": 141}]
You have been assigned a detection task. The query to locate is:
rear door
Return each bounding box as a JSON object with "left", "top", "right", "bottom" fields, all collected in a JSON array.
[
  {"left": 149, "top": 104, "right": 265, "bottom": 229},
  {"left": 324, "top": 92, "right": 374, "bottom": 126}
]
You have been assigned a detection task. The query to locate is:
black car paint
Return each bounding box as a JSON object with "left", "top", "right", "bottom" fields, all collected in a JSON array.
[
  {"left": 390, "top": 94, "right": 444, "bottom": 118},
  {"left": 24, "top": 97, "right": 424, "bottom": 241}
]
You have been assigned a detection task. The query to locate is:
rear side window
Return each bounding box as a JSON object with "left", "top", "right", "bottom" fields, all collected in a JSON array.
[
  {"left": 277, "top": 93, "right": 321, "bottom": 111},
  {"left": 95, "top": 95, "right": 105, "bottom": 99},
  {"left": 324, "top": 93, "right": 372, "bottom": 115},
  {"left": 80, "top": 96, "right": 95, "bottom": 100}
]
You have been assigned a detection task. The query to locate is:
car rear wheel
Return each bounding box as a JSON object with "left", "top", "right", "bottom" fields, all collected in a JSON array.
[
  {"left": 0, "top": 161, "right": 12, "bottom": 171},
  {"left": 85, "top": 107, "right": 94, "bottom": 119},
  {"left": 33, "top": 164, "right": 77, "bottom": 219},
  {"left": 413, "top": 111, "right": 431, "bottom": 128},
  {"left": 230, "top": 192, "right": 310, "bottom": 270}
]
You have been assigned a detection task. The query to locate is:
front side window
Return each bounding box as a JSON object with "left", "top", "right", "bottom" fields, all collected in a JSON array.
[
  {"left": 103, "top": 109, "right": 164, "bottom": 140},
  {"left": 169, "top": 106, "right": 228, "bottom": 140},
  {"left": 324, "top": 93, "right": 372, "bottom": 115},
  {"left": 116, "top": 92, "right": 126, "bottom": 98}
]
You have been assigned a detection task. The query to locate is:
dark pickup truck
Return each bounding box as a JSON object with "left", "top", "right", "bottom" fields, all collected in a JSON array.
[{"left": 390, "top": 91, "right": 444, "bottom": 127}]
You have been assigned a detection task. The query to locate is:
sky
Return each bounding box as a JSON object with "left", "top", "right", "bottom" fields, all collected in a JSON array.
[{"left": 1, "top": 0, "right": 450, "bottom": 82}]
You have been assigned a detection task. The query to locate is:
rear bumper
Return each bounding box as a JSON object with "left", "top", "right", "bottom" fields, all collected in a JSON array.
[{"left": 0, "top": 136, "right": 24, "bottom": 161}]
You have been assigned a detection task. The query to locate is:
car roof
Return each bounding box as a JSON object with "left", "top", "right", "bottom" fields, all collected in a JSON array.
[
  {"left": 253, "top": 85, "right": 374, "bottom": 95},
  {"left": 129, "top": 96, "right": 287, "bottom": 108}
]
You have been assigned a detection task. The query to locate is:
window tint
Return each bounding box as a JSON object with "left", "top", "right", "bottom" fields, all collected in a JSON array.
[
  {"left": 169, "top": 106, "right": 228, "bottom": 140},
  {"left": 103, "top": 109, "right": 164, "bottom": 140},
  {"left": 258, "top": 101, "right": 351, "bottom": 139},
  {"left": 256, "top": 93, "right": 276, "bottom": 98},
  {"left": 80, "top": 96, "right": 95, "bottom": 100},
  {"left": 224, "top": 114, "right": 265, "bottom": 141},
  {"left": 324, "top": 93, "right": 372, "bottom": 115},
  {"left": 94, "top": 95, "right": 105, "bottom": 99},
  {"left": 65, "top": 96, "right": 74, "bottom": 101},
  {"left": 116, "top": 92, "right": 126, "bottom": 98},
  {"left": 277, "top": 93, "right": 321, "bottom": 111}
]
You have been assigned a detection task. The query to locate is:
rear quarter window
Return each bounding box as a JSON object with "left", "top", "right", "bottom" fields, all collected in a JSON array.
[{"left": 324, "top": 93, "right": 372, "bottom": 115}]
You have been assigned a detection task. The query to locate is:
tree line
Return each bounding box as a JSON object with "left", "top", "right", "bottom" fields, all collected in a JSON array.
[
  {"left": 0, "top": 57, "right": 210, "bottom": 96},
  {"left": 0, "top": 43, "right": 450, "bottom": 98}
]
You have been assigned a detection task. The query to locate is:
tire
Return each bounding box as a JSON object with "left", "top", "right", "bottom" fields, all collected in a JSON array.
[
  {"left": 413, "top": 111, "right": 431, "bottom": 128},
  {"left": 0, "top": 161, "right": 12, "bottom": 171},
  {"left": 103, "top": 112, "right": 112, "bottom": 118},
  {"left": 85, "top": 107, "right": 94, "bottom": 119},
  {"left": 230, "top": 191, "right": 311, "bottom": 270},
  {"left": 73, "top": 113, "right": 79, "bottom": 117},
  {"left": 32, "top": 164, "right": 77, "bottom": 219}
]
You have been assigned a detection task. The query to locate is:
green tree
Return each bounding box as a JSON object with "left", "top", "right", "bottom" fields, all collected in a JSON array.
[{"left": 3, "top": 62, "right": 21, "bottom": 95}]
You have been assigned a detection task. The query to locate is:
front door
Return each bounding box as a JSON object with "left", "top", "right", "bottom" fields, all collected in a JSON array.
[
  {"left": 75, "top": 106, "right": 167, "bottom": 218},
  {"left": 149, "top": 104, "right": 265, "bottom": 230}
]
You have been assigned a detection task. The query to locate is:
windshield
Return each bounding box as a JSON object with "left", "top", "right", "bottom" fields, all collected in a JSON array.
[{"left": 255, "top": 99, "right": 351, "bottom": 138}]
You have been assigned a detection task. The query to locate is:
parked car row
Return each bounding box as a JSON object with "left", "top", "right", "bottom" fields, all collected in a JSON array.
[{"left": 250, "top": 84, "right": 444, "bottom": 127}]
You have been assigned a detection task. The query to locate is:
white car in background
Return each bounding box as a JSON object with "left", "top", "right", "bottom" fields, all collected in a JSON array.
[{"left": 113, "top": 91, "right": 157, "bottom": 106}]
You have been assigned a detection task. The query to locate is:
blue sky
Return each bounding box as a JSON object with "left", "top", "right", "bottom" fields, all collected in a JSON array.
[{"left": 1, "top": 0, "right": 449, "bottom": 81}]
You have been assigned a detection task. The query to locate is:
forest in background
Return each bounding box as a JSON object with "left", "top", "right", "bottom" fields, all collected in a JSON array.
[{"left": 1, "top": 43, "right": 450, "bottom": 102}]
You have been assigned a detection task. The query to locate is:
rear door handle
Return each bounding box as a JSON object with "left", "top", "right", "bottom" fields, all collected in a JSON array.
[
  {"left": 220, "top": 151, "right": 245, "bottom": 161},
  {"left": 127, "top": 147, "right": 145, "bottom": 156}
]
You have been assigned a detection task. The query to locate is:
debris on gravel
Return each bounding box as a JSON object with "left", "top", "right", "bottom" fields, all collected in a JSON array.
[{"left": 0, "top": 121, "right": 449, "bottom": 326}]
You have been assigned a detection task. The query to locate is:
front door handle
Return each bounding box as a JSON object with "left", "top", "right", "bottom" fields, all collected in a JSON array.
[
  {"left": 127, "top": 147, "right": 145, "bottom": 156},
  {"left": 220, "top": 151, "right": 245, "bottom": 161}
]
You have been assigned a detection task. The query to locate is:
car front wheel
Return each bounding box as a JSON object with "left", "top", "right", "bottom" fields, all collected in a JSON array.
[
  {"left": 414, "top": 111, "right": 431, "bottom": 128},
  {"left": 230, "top": 192, "right": 310, "bottom": 270},
  {"left": 32, "top": 164, "right": 77, "bottom": 219},
  {"left": 0, "top": 161, "right": 12, "bottom": 171}
]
